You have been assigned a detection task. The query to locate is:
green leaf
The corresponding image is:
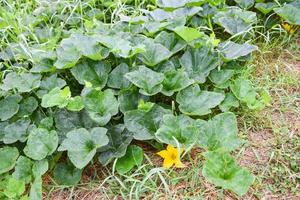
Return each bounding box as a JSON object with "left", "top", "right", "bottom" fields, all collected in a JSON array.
[
  {"left": 219, "top": 93, "right": 240, "bottom": 112},
  {"left": 230, "top": 78, "right": 259, "bottom": 108},
  {"left": 0, "top": 122, "right": 8, "bottom": 141},
  {"left": 53, "top": 162, "right": 83, "bottom": 186},
  {"left": 0, "top": 94, "right": 22, "bottom": 121},
  {"left": 98, "top": 124, "right": 133, "bottom": 166},
  {"left": 32, "top": 159, "right": 48, "bottom": 177},
  {"left": 156, "top": 0, "right": 186, "bottom": 8},
  {"left": 173, "top": 26, "right": 204, "bottom": 42},
  {"left": 1, "top": 72, "right": 41, "bottom": 93},
  {"left": 29, "top": 177, "right": 42, "bottom": 200},
  {"left": 209, "top": 69, "right": 235, "bottom": 87},
  {"left": 154, "top": 31, "right": 186, "bottom": 54},
  {"left": 124, "top": 104, "right": 171, "bottom": 140},
  {"left": 202, "top": 151, "right": 254, "bottom": 196},
  {"left": 155, "top": 114, "right": 203, "bottom": 147},
  {"left": 213, "top": 7, "right": 257, "bottom": 35},
  {"left": 39, "top": 117, "right": 54, "bottom": 130},
  {"left": 118, "top": 87, "right": 149, "bottom": 113},
  {"left": 69, "top": 34, "right": 110, "bottom": 60},
  {"left": 125, "top": 66, "right": 164, "bottom": 96},
  {"left": 176, "top": 85, "right": 225, "bottom": 116},
  {"left": 219, "top": 41, "right": 258, "bottom": 60},
  {"left": 0, "top": 147, "right": 19, "bottom": 174},
  {"left": 54, "top": 34, "right": 109, "bottom": 69},
  {"left": 58, "top": 127, "right": 109, "bottom": 169},
  {"left": 198, "top": 112, "right": 244, "bottom": 151},
  {"left": 66, "top": 96, "right": 84, "bottom": 111},
  {"left": 234, "top": 0, "right": 254, "bottom": 9},
  {"left": 116, "top": 145, "right": 143, "bottom": 175},
  {"left": 3, "top": 177, "right": 25, "bottom": 198},
  {"left": 17, "top": 97, "right": 38, "bottom": 117},
  {"left": 3, "top": 118, "right": 31, "bottom": 144},
  {"left": 71, "top": 60, "right": 111, "bottom": 89},
  {"left": 41, "top": 87, "right": 71, "bottom": 108},
  {"left": 255, "top": 2, "right": 278, "bottom": 15},
  {"left": 274, "top": 4, "right": 300, "bottom": 25},
  {"left": 161, "top": 69, "right": 194, "bottom": 96},
  {"left": 138, "top": 39, "right": 171, "bottom": 66},
  {"left": 53, "top": 109, "right": 98, "bottom": 135},
  {"left": 95, "top": 32, "right": 145, "bottom": 58},
  {"left": 81, "top": 88, "right": 119, "bottom": 126},
  {"left": 24, "top": 128, "right": 58, "bottom": 160},
  {"left": 12, "top": 156, "right": 33, "bottom": 184},
  {"left": 179, "top": 46, "right": 220, "bottom": 83},
  {"left": 37, "top": 74, "right": 66, "bottom": 98},
  {"left": 107, "top": 63, "right": 131, "bottom": 89}
]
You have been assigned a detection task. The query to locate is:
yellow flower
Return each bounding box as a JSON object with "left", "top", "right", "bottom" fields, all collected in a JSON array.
[
  {"left": 157, "top": 145, "right": 185, "bottom": 169},
  {"left": 282, "top": 22, "right": 298, "bottom": 35}
]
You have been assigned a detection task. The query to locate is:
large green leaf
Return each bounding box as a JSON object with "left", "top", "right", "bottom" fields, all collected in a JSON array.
[
  {"left": 95, "top": 32, "right": 145, "bottom": 58},
  {"left": 176, "top": 85, "right": 225, "bottom": 116},
  {"left": 107, "top": 63, "right": 131, "bottom": 89},
  {"left": 29, "top": 177, "right": 42, "bottom": 200},
  {"left": 118, "top": 87, "right": 149, "bottom": 113},
  {"left": 219, "top": 41, "right": 258, "bottom": 60},
  {"left": 12, "top": 156, "right": 33, "bottom": 184},
  {"left": 58, "top": 127, "right": 109, "bottom": 169},
  {"left": 3, "top": 177, "right": 25, "bottom": 198},
  {"left": 54, "top": 34, "right": 109, "bottom": 69},
  {"left": 213, "top": 7, "right": 257, "bottom": 35},
  {"left": 155, "top": 114, "right": 203, "bottom": 147},
  {"left": 154, "top": 31, "right": 186, "bottom": 54},
  {"left": 230, "top": 78, "right": 261, "bottom": 109},
  {"left": 71, "top": 60, "right": 111, "bottom": 89},
  {"left": 24, "top": 128, "right": 58, "bottom": 160},
  {"left": 81, "top": 88, "right": 119, "bottom": 126},
  {"left": 234, "top": 0, "right": 254, "bottom": 9},
  {"left": 179, "top": 46, "right": 220, "bottom": 83},
  {"left": 116, "top": 145, "right": 143, "bottom": 175},
  {"left": 66, "top": 96, "right": 84, "bottom": 112},
  {"left": 219, "top": 93, "right": 240, "bottom": 112},
  {"left": 156, "top": 0, "right": 204, "bottom": 8},
  {"left": 198, "top": 112, "right": 244, "bottom": 151},
  {"left": 255, "top": 2, "right": 278, "bottom": 15},
  {"left": 53, "top": 162, "right": 83, "bottom": 186},
  {"left": 37, "top": 74, "right": 66, "bottom": 98},
  {"left": 0, "top": 147, "right": 19, "bottom": 174},
  {"left": 68, "top": 34, "right": 110, "bottom": 60},
  {"left": 53, "top": 109, "right": 82, "bottom": 134},
  {"left": 274, "top": 4, "right": 300, "bottom": 25},
  {"left": 0, "top": 94, "right": 22, "bottom": 121},
  {"left": 3, "top": 119, "right": 31, "bottom": 144},
  {"left": 17, "top": 97, "right": 38, "bottom": 117},
  {"left": 125, "top": 66, "right": 165, "bottom": 96},
  {"left": 156, "top": 0, "right": 186, "bottom": 8},
  {"left": 32, "top": 159, "right": 48, "bottom": 177},
  {"left": 41, "top": 86, "right": 71, "bottom": 108},
  {"left": 202, "top": 151, "right": 254, "bottom": 196},
  {"left": 98, "top": 124, "right": 133, "bottom": 166},
  {"left": 173, "top": 26, "right": 204, "bottom": 42},
  {"left": 147, "top": 7, "right": 202, "bottom": 22},
  {"left": 124, "top": 104, "right": 171, "bottom": 140},
  {"left": 209, "top": 69, "right": 235, "bottom": 88},
  {"left": 162, "top": 69, "right": 194, "bottom": 96},
  {"left": 0, "top": 122, "right": 8, "bottom": 141},
  {"left": 138, "top": 39, "right": 172, "bottom": 66},
  {"left": 1, "top": 72, "right": 41, "bottom": 93}
]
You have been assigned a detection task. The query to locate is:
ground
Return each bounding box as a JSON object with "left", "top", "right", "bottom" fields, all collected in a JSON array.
[{"left": 44, "top": 39, "right": 300, "bottom": 200}]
